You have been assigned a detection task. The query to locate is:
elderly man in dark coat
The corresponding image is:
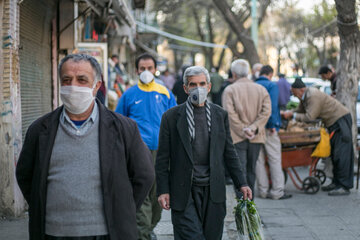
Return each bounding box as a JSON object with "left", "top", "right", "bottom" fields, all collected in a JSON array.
[
  {"left": 156, "top": 66, "right": 252, "bottom": 240},
  {"left": 16, "top": 54, "right": 155, "bottom": 240}
]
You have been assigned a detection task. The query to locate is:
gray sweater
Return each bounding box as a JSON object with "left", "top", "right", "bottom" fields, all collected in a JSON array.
[
  {"left": 192, "top": 106, "right": 210, "bottom": 186},
  {"left": 45, "top": 115, "right": 108, "bottom": 236}
]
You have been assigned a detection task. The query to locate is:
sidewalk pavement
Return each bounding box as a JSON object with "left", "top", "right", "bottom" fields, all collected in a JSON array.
[
  {"left": 154, "top": 166, "right": 360, "bottom": 240},
  {"left": 1, "top": 166, "right": 360, "bottom": 240}
]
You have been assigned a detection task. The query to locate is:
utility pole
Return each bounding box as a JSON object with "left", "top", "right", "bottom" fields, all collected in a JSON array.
[{"left": 251, "top": 0, "right": 258, "bottom": 49}]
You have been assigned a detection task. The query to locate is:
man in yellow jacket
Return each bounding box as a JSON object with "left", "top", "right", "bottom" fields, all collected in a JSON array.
[{"left": 282, "top": 78, "right": 353, "bottom": 196}]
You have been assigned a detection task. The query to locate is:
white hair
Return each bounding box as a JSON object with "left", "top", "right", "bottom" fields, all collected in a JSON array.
[
  {"left": 231, "top": 59, "right": 250, "bottom": 78},
  {"left": 183, "top": 66, "right": 210, "bottom": 85},
  {"left": 252, "top": 63, "right": 263, "bottom": 72}
]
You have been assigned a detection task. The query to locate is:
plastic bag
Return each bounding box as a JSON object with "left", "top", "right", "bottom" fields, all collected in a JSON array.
[
  {"left": 234, "top": 198, "right": 264, "bottom": 240},
  {"left": 311, "top": 128, "right": 331, "bottom": 158}
]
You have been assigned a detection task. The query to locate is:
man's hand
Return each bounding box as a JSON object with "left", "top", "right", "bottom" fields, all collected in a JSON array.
[
  {"left": 268, "top": 128, "right": 276, "bottom": 136},
  {"left": 158, "top": 194, "right": 170, "bottom": 210},
  {"left": 281, "top": 111, "right": 293, "bottom": 120},
  {"left": 240, "top": 186, "right": 252, "bottom": 200},
  {"left": 243, "top": 128, "right": 255, "bottom": 140}
]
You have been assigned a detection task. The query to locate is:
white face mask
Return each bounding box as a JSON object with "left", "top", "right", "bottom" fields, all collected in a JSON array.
[
  {"left": 60, "top": 85, "right": 95, "bottom": 114},
  {"left": 139, "top": 70, "right": 154, "bottom": 84},
  {"left": 254, "top": 71, "right": 260, "bottom": 78},
  {"left": 189, "top": 87, "right": 208, "bottom": 105}
]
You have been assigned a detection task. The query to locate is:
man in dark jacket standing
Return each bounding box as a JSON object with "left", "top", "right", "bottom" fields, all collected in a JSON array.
[
  {"left": 16, "top": 54, "right": 155, "bottom": 240},
  {"left": 319, "top": 65, "right": 337, "bottom": 96},
  {"left": 277, "top": 73, "right": 291, "bottom": 110},
  {"left": 156, "top": 66, "right": 252, "bottom": 240}
]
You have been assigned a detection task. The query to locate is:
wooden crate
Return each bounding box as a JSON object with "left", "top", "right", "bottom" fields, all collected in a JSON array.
[{"left": 278, "top": 130, "right": 320, "bottom": 145}]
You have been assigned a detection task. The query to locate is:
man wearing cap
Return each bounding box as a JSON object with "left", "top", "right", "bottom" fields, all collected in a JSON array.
[
  {"left": 318, "top": 66, "right": 336, "bottom": 96},
  {"left": 282, "top": 78, "right": 353, "bottom": 196}
]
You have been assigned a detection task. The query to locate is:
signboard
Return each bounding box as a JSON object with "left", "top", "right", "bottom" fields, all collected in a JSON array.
[{"left": 76, "top": 42, "right": 108, "bottom": 106}]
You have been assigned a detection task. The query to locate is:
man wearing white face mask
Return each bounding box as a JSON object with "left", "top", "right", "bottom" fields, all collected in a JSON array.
[
  {"left": 115, "top": 53, "right": 176, "bottom": 240},
  {"left": 156, "top": 66, "right": 252, "bottom": 240},
  {"left": 16, "top": 54, "right": 155, "bottom": 240},
  {"left": 251, "top": 63, "right": 263, "bottom": 81}
]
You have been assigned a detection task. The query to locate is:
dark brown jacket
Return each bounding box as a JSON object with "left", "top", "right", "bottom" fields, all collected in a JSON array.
[
  {"left": 16, "top": 100, "right": 155, "bottom": 240},
  {"left": 295, "top": 87, "right": 349, "bottom": 127}
]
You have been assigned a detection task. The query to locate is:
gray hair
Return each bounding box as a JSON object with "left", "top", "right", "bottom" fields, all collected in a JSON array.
[
  {"left": 252, "top": 63, "right": 263, "bottom": 72},
  {"left": 183, "top": 66, "right": 210, "bottom": 86},
  {"left": 231, "top": 59, "right": 250, "bottom": 78},
  {"left": 58, "top": 53, "right": 102, "bottom": 82}
]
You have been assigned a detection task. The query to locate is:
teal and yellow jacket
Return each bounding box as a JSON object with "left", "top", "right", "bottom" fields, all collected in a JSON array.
[{"left": 115, "top": 80, "right": 177, "bottom": 150}]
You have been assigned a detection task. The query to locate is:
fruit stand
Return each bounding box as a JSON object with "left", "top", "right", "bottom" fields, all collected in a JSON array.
[{"left": 278, "top": 130, "right": 325, "bottom": 194}]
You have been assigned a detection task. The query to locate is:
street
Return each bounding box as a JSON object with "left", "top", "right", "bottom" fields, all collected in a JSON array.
[{"left": 2, "top": 167, "right": 359, "bottom": 240}]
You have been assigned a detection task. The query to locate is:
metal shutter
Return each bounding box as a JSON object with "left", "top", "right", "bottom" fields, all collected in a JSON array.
[{"left": 19, "top": 0, "right": 54, "bottom": 137}]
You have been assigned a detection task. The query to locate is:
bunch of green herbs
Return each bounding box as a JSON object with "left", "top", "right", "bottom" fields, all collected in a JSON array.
[{"left": 234, "top": 198, "right": 264, "bottom": 240}]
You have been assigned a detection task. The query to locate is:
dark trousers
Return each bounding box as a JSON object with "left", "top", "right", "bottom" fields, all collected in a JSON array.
[
  {"left": 234, "top": 140, "right": 262, "bottom": 194},
  {"left": 136, "top": 150, "right": 162, "bottom": 240},
  {"left": 328, "top": 113, "right": 354, "bottom": 189},
  {"left": 171, "top": 186, "right": 226, "bottom": 240},
  {"left": 45, "top": 235, "right": 109, "bottom": 240}
]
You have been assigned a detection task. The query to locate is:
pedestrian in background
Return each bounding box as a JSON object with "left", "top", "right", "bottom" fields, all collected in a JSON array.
[
  {"left": 277, "top": 73, "right": 291, "bottom": 110},
  {"left": 115, "top": 53, "right": 177, "bottom": 240},
  {"left": 255, "top": 65, "right": 292, "bottom": 200},
  {"left": 222, "top": 59, "right": 271, "bottom": 198},
  {"left": 282, "top": 78, "right": 353, "bottom": 196},
  {"left": 318, "top": 65, "right": 337, "bottom": 97},
  {"left": 172, "top": 65, "right": 191, "bottom": 104},
  {"left": 209, "top": 67, "right": 224, "bottom": 105},
  {"left": 16, "top": 54, "right": 155, "bottom": 240},
  {"left": 156, "top": 66, "right": 252, "bottom": 240},
  {"left": 251, "top": 63, "right": 263, "bottom": 81},
  {"left": 160, "top": 69, "right": 176, "bottom": 90}
]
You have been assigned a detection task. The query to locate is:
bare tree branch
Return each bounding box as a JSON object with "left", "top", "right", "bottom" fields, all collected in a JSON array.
[
  {"left": 192, "top": 7, "right": 209, "bottom": 60},
  {"left": 217, "top": 32, "right": 232, "bottom": 68},
  {"left": 212, "top": 0, "right": 261, "bottom": 64},
  {"left": 257, "top": 0, "right": 271, "bottom": 27},
  {"left": 206, "top": 7, "right": 215, "bottom": 68}
]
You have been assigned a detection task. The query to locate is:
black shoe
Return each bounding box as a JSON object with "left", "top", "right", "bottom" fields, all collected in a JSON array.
[
  {"left": 278, "top": 193, "right": 292, "bottom": 200},
  {"left": 150, "top": 231, "right": 158, "bottom": 240},
  {"left": 322, "top": 183, "right": 337, "bottom": 192},
  {"left": 328, "top": 187, "right": 350, "bottom": 196}
]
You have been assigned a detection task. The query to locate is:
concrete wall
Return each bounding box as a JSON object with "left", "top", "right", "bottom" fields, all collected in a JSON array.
[{"left": 0, "top": 0, "right": 26, "bottom": 217}]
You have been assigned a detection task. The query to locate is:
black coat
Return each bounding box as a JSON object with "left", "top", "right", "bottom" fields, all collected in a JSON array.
[
  {"left": 155, "top": 103, "right": 247, "bottom": 211},
  {"left": 16, "top": 100, "right": 155, "bottom": 240}
]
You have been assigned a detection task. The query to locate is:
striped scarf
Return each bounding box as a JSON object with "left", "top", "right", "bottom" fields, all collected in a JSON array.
[{"left": 186, "top": 97, "right": 211, "bottom": 141}]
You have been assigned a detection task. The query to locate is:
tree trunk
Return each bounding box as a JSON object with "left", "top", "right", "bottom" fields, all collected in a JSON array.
[
  {"left": 217, "top": 32, "right": 232, "bottom": 68},
  {"left": 334, "top": 0, "right": 360, "bottom": 159},
  {"left": 192, "top": 8, "right": 211, "bottom": 69},
  {"left": 211, "top": 0, "right": 260, "bottom": 66},
  {"left": 206, "top": 7, "right": 214, "bottom": 69},
  {"left": 173, "top": 49, "right": 182, "bottom": 74},
  {"left": 322, "top": 34, "right": 327, "bottom": 64}
]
